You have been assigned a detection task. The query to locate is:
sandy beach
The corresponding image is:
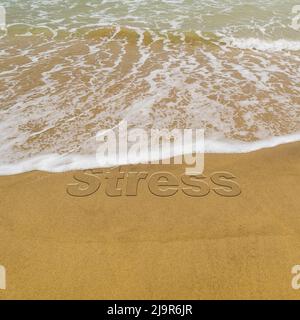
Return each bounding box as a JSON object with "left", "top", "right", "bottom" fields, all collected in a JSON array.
[{"left": 0, "top": 141, "right": 299, "bottom": 299}]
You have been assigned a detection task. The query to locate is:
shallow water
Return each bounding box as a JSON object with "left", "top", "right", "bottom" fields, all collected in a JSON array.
[{"left": 0, "top": 0, "right": 299, "bottom": 174}]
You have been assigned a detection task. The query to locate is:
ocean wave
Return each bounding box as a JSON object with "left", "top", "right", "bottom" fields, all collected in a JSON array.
[
  {"left": 3, "top": 24, "right": 300, "bottom": 53},
  {"left": 0, "top": 133, "right": 299, "bottom": 176},
  {"left": 2, "top": 24, "right": 222, "bottom": 46}
]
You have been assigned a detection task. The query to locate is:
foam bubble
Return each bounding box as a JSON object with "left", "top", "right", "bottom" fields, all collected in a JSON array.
[
  {"left": 0, "top": 133, "right": 299, "bottom": 176},
  {"left": 224, "top": 37, "right": 300, "bottom": 52}
]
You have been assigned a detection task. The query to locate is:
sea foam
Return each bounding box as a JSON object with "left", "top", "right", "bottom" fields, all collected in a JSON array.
[
  {"left": 224, "top": 37, "right": 300, "bottom": 52},
  {"left": 0, "top": 133, "right": 299, "bottom": 176}
]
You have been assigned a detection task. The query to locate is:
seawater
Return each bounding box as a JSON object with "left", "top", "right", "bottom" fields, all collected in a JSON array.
[{"left": 0, "top": 0, "right": 299, "bottom": 174}]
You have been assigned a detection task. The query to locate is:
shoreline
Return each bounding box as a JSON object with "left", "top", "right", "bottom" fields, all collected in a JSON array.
[
  {"left": 1, "top": 133, "right": 300, "bottom": 176},
  {"left": 0, "top": 141, "right": 299, "bottom": 299}
]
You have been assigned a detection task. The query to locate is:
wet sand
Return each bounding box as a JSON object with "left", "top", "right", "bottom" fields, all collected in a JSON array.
[{"left": 0, "top": 142, "right": 300, "bottom": 299}]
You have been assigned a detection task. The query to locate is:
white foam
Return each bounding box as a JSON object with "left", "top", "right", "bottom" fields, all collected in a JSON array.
[
  {"left": 224, "top": 37, "right": 300, "bottom": 52},
  {"left": 204, "top": 133, "right": 300, "bottom": 153},
  {"left": 0, "top": 133, "right": 299, "bottom": 176}
]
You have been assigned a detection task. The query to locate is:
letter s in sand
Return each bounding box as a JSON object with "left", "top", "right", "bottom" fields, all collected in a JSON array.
[
  {"left": 211, "top": 172, "right": 241, "bottom": 197},
  {"left": 67, "top": 171, "right": 100, "bottom": 197}
]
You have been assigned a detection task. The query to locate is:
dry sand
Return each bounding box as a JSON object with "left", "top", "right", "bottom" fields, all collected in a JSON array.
[{"left": 0, "top": 142, "right": 300, "bottom": 299}]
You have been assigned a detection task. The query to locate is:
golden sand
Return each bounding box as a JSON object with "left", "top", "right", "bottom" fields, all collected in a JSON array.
[{"left": 0, "top": 142, "right": 300, "bottom": 299}]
